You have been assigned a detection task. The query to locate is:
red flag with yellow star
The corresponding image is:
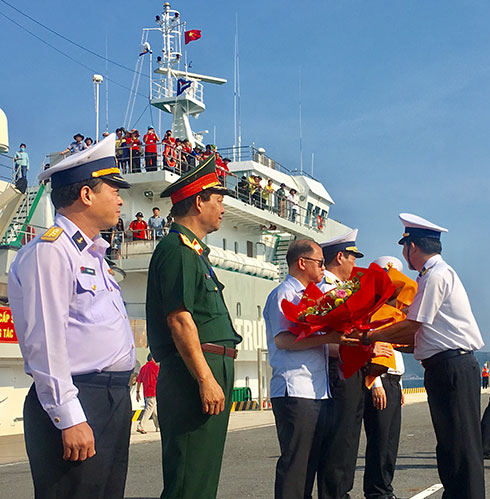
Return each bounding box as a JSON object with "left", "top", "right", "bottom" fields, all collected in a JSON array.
[{"left": 185, "top": 29, "right": 202, "bottom": 45}]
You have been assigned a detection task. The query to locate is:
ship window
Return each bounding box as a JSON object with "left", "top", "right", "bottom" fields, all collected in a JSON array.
[
  {"left": 257, "top": 305, "right": 262, "bottom": 318},
  {"left": 247, "top": 241, "right": 253, "bottom": 257},
  {"left": 321, "top": 209, "right": 327, "bottom": 219},
  {"left": 222, "top": 238, "right": 227, "bottom": 250},
  {"left": 234, "top": 241, "right": 239, "bottom": 254},
  {"left": 306, "top": 202, "right": 313, "bottom": 225},
  {"left": 236, "top": 302, "right": 241, "bottom": 317}
]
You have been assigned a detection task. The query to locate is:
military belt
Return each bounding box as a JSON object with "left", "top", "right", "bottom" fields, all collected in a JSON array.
[{"left": 202, "top": 343, "right": 238, "bottom": 360}]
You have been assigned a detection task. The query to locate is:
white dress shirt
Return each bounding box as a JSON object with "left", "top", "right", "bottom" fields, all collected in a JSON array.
[
  {"left": 8, "top": 214, "right": 135, "bottom": 429},
  {"left": 372, "top": 350, "right": 405, "bottom": 388},
  {"left": 407, "top": 254, "right": 483, "bottom": 360},
  {"left": 263, "top": 274, "right": 330, "bottom": 400}
]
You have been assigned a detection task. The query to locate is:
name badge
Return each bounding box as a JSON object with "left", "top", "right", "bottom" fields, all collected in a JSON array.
[{"left": 80, "top": 266, "right": 96, "bottom": 275}]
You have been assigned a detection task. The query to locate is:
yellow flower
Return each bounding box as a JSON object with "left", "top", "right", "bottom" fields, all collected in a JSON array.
[{"left": 334, "top": 298, "right": 344, "bottom": 306}]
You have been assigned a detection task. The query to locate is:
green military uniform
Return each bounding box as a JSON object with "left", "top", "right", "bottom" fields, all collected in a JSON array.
[{"left": 146, "top": 156, "right": 241, "bottom": 499}]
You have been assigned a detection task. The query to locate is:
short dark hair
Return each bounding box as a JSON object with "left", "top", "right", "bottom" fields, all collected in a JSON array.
[
  {"left": 170, "top": 189, "right": 213, "bottom": 218},
  {"left": 20, "top": 143, "right": 26, "bottom": 148},
  {"left": 152, "top": 206, "right": 160, "bottom": 211},
  {"left": 286, "top": 239, "right": 315, "bottom": 267},
  {"left": 323, "top": 249, "right": 351, "bottom": 266},
  {"left": 409, "top": 237, "right": 442, "bottom": 255},
  {"left": 51, "top": 178, "right": 102, "bottom": 210}
]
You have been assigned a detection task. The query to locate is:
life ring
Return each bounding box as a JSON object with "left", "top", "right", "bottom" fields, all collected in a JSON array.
[
  {"left": 21, "top": 225, "right": 36, "bottom": 245},
  {"left": 316, "top": 215, "right": 324, "bottom": 230},
  {"left": 164, "top": 144, "right": 176, "bottom": 168}
]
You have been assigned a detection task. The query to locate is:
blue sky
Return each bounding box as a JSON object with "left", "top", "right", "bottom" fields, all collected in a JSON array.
[{"left": 1, "top": 0, "right": 489, "bottom": 346}]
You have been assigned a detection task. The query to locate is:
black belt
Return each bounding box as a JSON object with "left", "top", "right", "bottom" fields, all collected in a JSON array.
[
  {"left": 421, "top": 349, "right": 473, "bottom": 369},
  {"left": 72, "top": 370, "right": 133, "bottom": 386},
  {"left": 202, "top": 343, "right": 238, "bottom": 359},
  {"left": 382, "top": 373, "right": 402, "bottom": 381}
]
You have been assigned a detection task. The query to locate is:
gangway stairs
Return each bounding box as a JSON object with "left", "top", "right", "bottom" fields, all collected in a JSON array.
[
  {"left": 1, "top": 184, "right": 44, "bottom": 247},
  {"left": 272, "top": 234, "right": 296, "bottom": 281}
]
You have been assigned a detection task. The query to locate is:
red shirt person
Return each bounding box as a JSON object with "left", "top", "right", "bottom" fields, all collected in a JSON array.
[
  {"left": 129, "top": 212, "right": 148, "bottom": 240},
  {"left": 136, "top": 354, "right": 160, "bottom": 433},
  {"left": 143, "top": 126, "right": 160, "bottom": 172}
]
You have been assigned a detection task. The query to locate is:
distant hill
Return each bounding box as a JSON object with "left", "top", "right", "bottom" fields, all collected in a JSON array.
[{"left": 402, "top": 350, "right": 490, "bottom": 381}]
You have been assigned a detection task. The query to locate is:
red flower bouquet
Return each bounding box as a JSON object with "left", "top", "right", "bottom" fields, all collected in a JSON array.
[{"left": 281, "top": 263, "right": 397, "bottom": 377}]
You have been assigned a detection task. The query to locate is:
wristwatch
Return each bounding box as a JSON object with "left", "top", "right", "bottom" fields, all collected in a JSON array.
[{"left": 361, "top": 331, "right": 372, "bottom": 346}]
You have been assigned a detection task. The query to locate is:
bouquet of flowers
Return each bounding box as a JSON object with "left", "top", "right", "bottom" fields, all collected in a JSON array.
[{"left": 281, "top": 263, "right": 397, "bottom": 377}]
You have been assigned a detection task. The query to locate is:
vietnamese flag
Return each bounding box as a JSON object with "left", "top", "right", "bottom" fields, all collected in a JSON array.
[{"left": 185, "top": 29, "right": 202, "bottom": 45}]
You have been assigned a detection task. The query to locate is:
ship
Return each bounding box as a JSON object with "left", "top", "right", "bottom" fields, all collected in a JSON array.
[{"left": 0, "top": 2, "right": 351, "bottom": 436}]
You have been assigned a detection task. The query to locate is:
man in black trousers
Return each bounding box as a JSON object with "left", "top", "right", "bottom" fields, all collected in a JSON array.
[
  {"left": 358, "top": 213, "right": 485, "bottom": 499},
  {"left": 9, "top": 135, "right": 135, "bottom": 498}
]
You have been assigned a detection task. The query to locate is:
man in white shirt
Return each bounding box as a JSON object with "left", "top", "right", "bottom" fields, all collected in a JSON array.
[
  {"left": 363, "top": 256, "right": 406, "bottom": 499},
  {"left": 359, "top": 213, "right": 485, "bottom": 499},
  {"left": 264, "top": 239, "right": 343, "bottom": 499},
  {"left": 9, "top": 135, "right": 135, "bottom": 498}
]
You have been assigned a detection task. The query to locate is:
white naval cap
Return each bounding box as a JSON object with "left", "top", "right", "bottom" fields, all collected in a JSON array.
[
  {"left": 372, "top": 256, "right": 403, "bottom": 272},
  {"left": 398, "top": 213, "right": 448, "bottom": 245},
  {"left": 320, "top": 228, "right": 364, "bottom": 258},
  {"left": 39, "top": 133, "right": 130, "bottom": 189}
]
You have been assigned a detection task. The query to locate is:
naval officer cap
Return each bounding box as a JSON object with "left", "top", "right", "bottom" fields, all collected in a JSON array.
[
  {"left": 320, "top": 228, "right": 364, "bottom": 258},
  {"left": 160, "top": 155, "right": 231, "bottom": 204},
  {"left": 398, "top": 213, "right": 448, "bottom": 245},
  {"left": 372, "top": 256, "right": 403, "bottom": 272},
  {"left": 38, "top": 133, "right": 131, "bottom": 189}
]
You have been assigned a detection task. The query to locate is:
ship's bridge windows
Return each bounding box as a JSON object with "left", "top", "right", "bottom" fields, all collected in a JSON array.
[
  {"left": 234, "top": 241, "right": 239, "bottom": 254},
  {"left": 236, "top": 302, "right": 242, "bottom": 317},
  {"left": 306, "top": 202, "right": 313, "bottom": 225},
  {"left": 222, "top": 238, "right": 227, "bottom": 251},
  {"left": 313, "top": 206, "right": 320, "bottom": 228},
  {"left": 247, "top": 241, "right": 254, "bottom": 257}
]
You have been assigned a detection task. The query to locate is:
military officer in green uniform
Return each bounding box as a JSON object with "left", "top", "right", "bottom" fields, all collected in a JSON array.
[{"left": 146, "top": 156, "right": 242, "bottom": 499}]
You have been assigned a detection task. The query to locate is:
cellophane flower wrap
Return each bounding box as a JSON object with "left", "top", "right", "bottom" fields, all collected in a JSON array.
[{"left": 281, "top": 263, "right": 396, "bottom": 377}]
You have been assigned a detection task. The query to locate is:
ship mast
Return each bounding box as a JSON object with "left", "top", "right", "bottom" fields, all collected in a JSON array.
[{"left": 148, "top": 2, "right": 227, "bottom": 147}]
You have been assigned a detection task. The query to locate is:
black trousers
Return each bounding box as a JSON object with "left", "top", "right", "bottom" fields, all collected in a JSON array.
[
  {"left": 363, "top": 375, "right": 402, "bottom": 499},
  {"left": 271, "top": 396, "right": 329, "bottom": 499},
  {"left": 24, "top": 375, "right": 131, "bottom": 499},
  {"left": 145, "top": 152, "right": 157, "bottom": 171},
  {"left": 318, "top": 359, "right": 365, "bottom": 499},
  {"left": 425, "top": 353, "right": 484, "bottom": 499},
  {"left": 481, "top": 397, "right": 490, "bottom": 455}
]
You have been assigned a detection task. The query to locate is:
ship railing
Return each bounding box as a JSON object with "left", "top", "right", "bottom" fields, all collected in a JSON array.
[
  {"left": 1, "top": 222, "right": 44, "bottom": 246},
  {"left": 218, "top": 145, "right": 318, "bottom": 181},
  {"left": 47, "top": 142, "right": 197, "bottom": 176},
  {"left": 102, "top": 227, "right": 169, "bottom": 260},
  {"left": 221, "top": 174, "right": 327, "bottom": 232}
]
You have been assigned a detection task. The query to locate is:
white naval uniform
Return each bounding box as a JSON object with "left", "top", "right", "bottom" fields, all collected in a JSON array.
[
  {"left": 8, "top": 214, "right": 135, "bottom": 429},
  {"left": 406, "top": 253, "right": 484, "bottom": 498},
  {"left": 407, "top": 254, "right": 483, "bottom": 360}
]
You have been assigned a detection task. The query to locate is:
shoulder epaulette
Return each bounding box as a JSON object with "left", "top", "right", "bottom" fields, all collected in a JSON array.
[
  {"left": 179, "top": 233, "right": 203, "bottom": 255},
  {"left": 324, "top": 276, "right": 333, "bottom": 285},
  {"left": 41, "top": 226, "right": 64, "bottom": 242}
]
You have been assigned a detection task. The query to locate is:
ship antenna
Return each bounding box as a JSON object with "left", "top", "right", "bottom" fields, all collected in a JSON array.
[
  {"left": 234, "top": 13, "right": 242, "bottom": 161},
  {"left": 299, "top": 67, "right": 304, "bottom": 174}
]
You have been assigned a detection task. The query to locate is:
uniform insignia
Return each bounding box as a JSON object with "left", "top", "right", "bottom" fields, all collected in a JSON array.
[
  {"left": 108, "top": 268, "right": 114, "bottom": 275},
  {"left": 324, "top": 276, "right": 333, "bottom": 285},
  {"left": 72, "top": 231, "right": 87, "bottom": 251},
  {"left": 41, "top": 226, "right": 64, "bottom": 242},
  {"left": 419, "top": 267, "right": 429, "bottom": 277},
  {"left": 91, "top": 284, "right": 97, "bottom": 291},
  {"left": 80, "top": 267, "right": 96, "bottom": 275},
  {"left": 205, "top": 273, "right": 211, "bottom": 279},
  {"left": 179, "top": 233, "right": 203, "bottom": 255}
]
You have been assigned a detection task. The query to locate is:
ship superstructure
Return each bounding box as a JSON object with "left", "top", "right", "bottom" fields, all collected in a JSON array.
[{"left": 0, "top": 3, "right": 351, "bottom": 435}]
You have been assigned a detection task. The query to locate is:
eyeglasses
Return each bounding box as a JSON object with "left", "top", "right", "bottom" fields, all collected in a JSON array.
[{"left": 299, "top": 256, "right": 325, "bottom": 268}]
